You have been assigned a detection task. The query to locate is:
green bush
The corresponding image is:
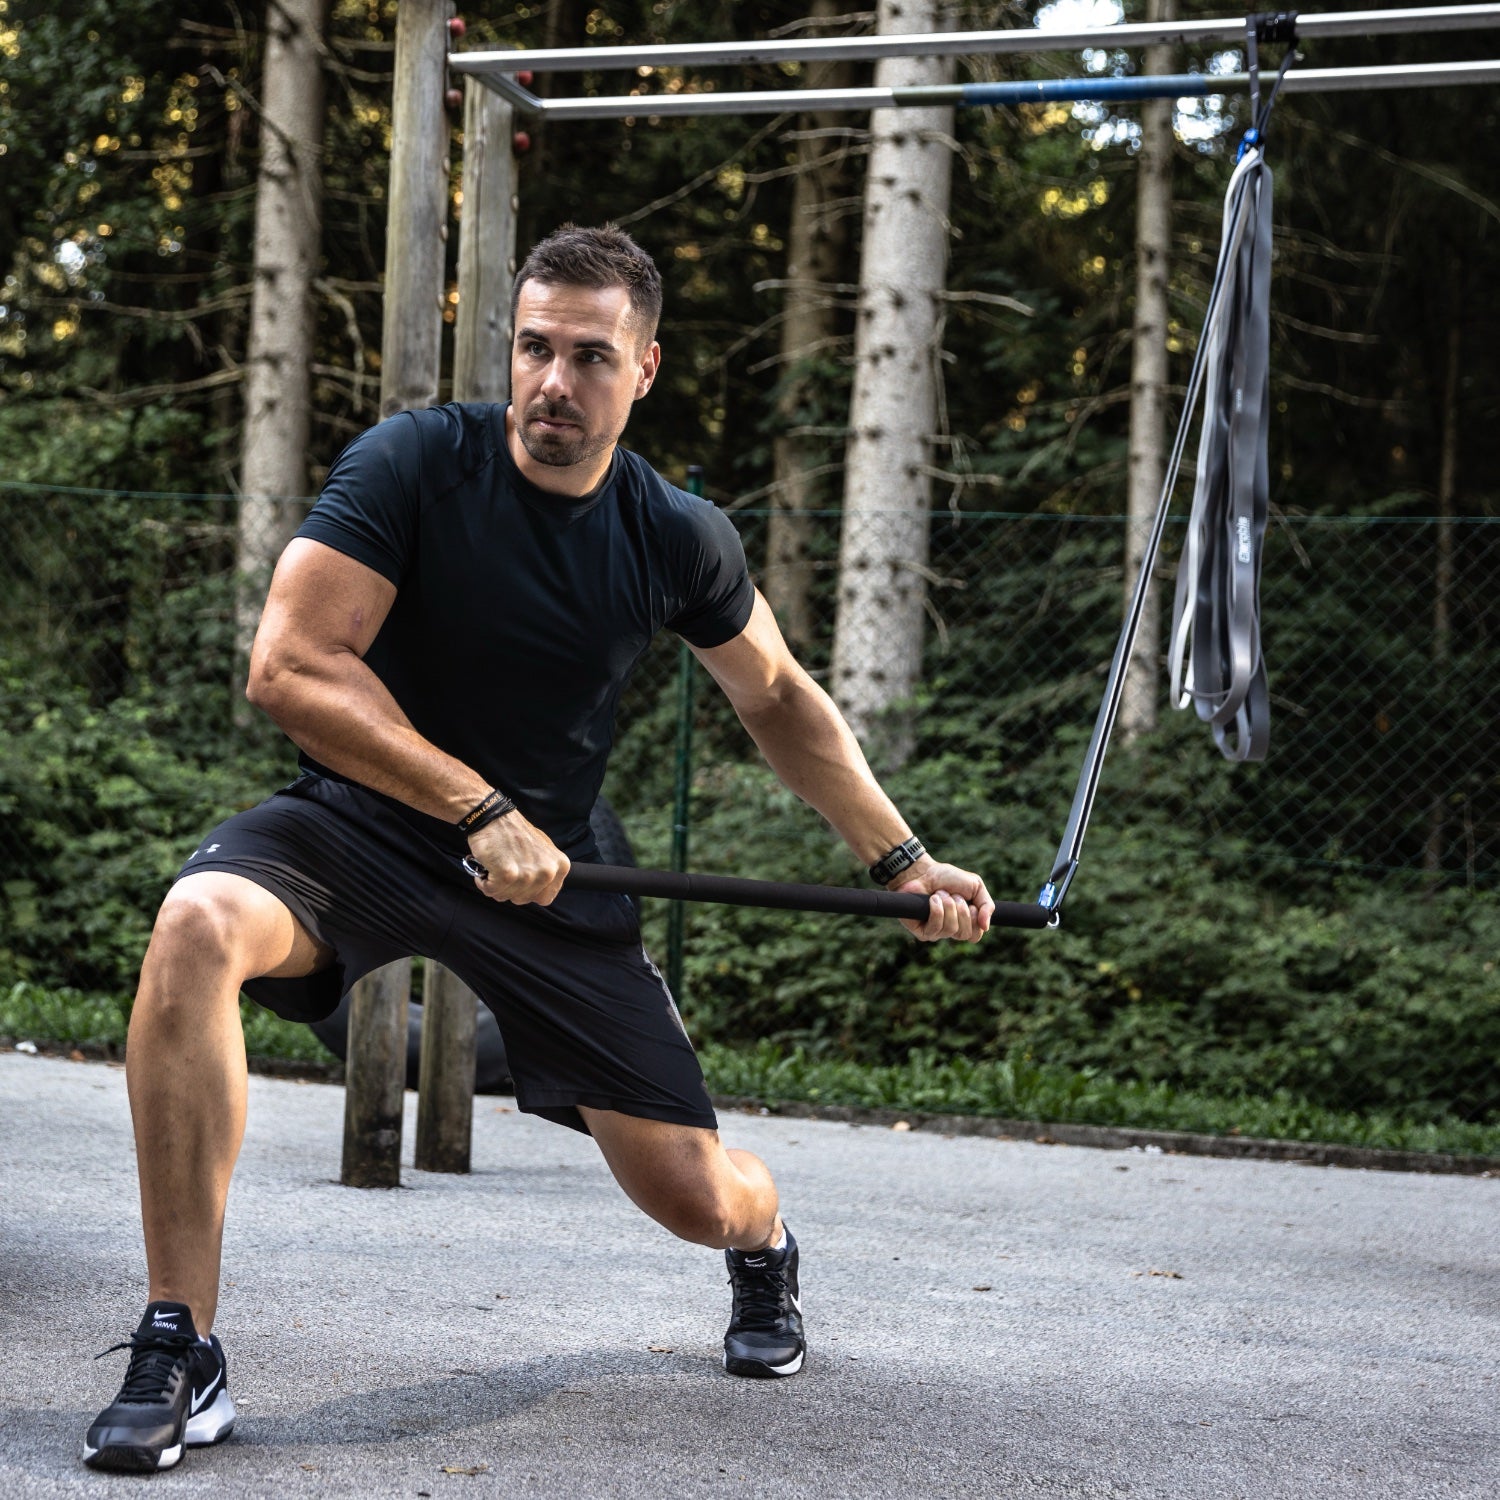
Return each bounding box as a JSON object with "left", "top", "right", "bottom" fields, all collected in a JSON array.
[
  {"left": 697, "top": 1041, "right": 1500, "bottom": 1156},
  {"left": 608, "top": 713, "right": 1500, "bottom": 1128},
  {"left": 0, "top": 981, "right": 335, "bottom": 1066},
  {"left": 0, "top": 673, "right": 290, "bottom": 993}
]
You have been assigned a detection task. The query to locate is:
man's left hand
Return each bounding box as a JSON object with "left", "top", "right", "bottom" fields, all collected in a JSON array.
[{"left": 894, "top": 859, "right": 994, "bottom": 944}]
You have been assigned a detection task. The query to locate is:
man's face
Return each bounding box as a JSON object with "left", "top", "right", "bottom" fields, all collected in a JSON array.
[{"left": 509, "top": 279, "right": 659, "bottom": 479}]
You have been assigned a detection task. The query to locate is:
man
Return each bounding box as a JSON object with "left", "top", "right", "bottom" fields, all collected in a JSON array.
[{"left": 83, "top": 224, "right": 994, "bottom": 1473}]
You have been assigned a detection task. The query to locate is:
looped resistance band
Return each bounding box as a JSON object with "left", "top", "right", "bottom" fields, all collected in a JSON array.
[
  {"left": 1040, "top": 39, "right": 1295, "bottom": 915},
  {"left": 1165, "top": 143, "right": 1273, "bottom": 762},
  {"left": 1166, "top": 24, "right": 1296, "bottom": 761}
]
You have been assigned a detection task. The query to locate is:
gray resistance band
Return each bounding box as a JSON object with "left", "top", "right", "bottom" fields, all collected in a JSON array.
[
  {"left": 1040, "top": 30, "right": 1293, "bottom": 917},
  {"left": 1167, "top": 148, "right": 1273, "bottom": 761}
]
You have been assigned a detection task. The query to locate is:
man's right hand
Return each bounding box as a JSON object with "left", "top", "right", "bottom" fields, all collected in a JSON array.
[{"left": 467, "top": 813, "right": 570, "bottom": 906}]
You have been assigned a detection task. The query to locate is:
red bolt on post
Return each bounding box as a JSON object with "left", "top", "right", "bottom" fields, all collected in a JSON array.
[
  {"left": 516, "top": 70, "right": 533, "bottom": 86},
  {"left": 447, "top": 16, "right": 466, "bottom": 38},
  {"left": 512, "top": 130, "right": 531, "bottom": 153},
  {"left": 445, "top": 88, "right": 464, "bottom": 111}
]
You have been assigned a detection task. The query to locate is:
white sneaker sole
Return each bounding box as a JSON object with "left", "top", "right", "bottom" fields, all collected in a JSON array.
[
  {"left": 724, "top": 1348, "right": 805, "bottom": 1377},
  {"left": 186, "top": 1389, "right": 237, "bottom": 1446}
]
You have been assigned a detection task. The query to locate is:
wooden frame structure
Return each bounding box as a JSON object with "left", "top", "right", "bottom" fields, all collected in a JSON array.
[{"left": 343, "top": 0, "right": 1500, "bottom": 1187}]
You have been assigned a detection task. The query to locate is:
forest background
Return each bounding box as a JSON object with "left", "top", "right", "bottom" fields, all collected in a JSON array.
[{"left": 1, "top": 0, "right": 1497, "bottom": 1154}]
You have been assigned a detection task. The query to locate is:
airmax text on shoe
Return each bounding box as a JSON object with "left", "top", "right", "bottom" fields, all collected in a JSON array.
[{"left": 82, "top": 1302, "right": 236, "bottom": 1472}]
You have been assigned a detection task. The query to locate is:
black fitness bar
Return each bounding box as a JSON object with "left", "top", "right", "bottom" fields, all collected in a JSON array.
[{"left": 464, "top": 856, "right": 1050, "bottom": 927}]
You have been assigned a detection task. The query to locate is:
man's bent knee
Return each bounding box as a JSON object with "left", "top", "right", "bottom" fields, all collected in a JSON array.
[
  {"left": 142, "top": 873, "right": 327, "bottom": 1001},
  {"left": 580, "top": 1109, "right": 777, "bottom": 1250}
]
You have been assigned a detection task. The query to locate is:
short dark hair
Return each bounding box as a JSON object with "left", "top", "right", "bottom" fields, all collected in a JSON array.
[{"left": 510, "top": 223, "right": 663, "bottom": 347}]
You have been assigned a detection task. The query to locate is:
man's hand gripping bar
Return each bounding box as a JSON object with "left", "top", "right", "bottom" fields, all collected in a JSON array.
[{"left": 461, "top": 856, "right": 1052, "bottom": 927}]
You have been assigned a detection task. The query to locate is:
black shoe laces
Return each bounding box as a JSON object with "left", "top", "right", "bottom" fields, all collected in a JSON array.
[
  {"left": 95, "top": 1333, "right": 196, "bottom": 1405},
  {"left": 729, "top": 1259, "right": 790, "bottom": 1330}
]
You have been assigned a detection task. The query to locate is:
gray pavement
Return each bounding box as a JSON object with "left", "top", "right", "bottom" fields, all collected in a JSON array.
[{"left": 1, "top": 1050, "right": 1496, "bottom": 1499}]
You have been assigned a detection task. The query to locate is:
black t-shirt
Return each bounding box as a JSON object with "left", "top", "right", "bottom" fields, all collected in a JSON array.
[{"left": 294, "top": 402, "right": 754, "bottom": 855}]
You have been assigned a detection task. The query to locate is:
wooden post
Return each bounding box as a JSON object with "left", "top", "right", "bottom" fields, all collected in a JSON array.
[
  {"left": 379, "top": 0, "right": 452, "bottom": 419},
  {"left": 453, "top": 76, "right": 518, "bottom": 403},
  {"left": 409, "top": 73, "right": 520, "bottom": 1175},
  {"left": 233, "top": 0, "right": 329, "bottom": 723},
  {"left": 340, "top": 959, "right": 412, "bottom": 1188},
  {"left": 343, "top": 0, "right": 449, "bottom": 1188},
  {"left": 415, "top": 960, "right": 478, "bottom": 1173}
]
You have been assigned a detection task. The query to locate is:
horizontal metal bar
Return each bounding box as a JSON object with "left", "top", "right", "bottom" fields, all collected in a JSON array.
[
  {"left": 495, "top": 74, "right": 1215, "bottom": 121},
  {"left": 467, "top": 61, "right": 1500, "bottom": 122},
  {"left": 449, "top": 4, "right": 1500, "bottom": 76},
  {"left": 1278, "top": 57, "right": 1500, "bottom": 92}
]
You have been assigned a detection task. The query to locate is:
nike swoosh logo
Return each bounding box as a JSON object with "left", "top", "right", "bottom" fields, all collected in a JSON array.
[{"left": 191, "top": 1369, "right": 222, "bottom": 1414}]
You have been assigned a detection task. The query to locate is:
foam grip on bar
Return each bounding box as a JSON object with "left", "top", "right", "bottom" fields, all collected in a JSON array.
[{"left": 563, "top": 863, "right": 1052, "bottom": 928}]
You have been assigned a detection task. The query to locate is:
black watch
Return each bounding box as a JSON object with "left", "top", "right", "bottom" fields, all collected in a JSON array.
[{"left": 868, "top": 837, "right": 925, "bottom": 886}]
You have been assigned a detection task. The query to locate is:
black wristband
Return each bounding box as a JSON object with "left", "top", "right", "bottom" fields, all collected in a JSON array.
[
  {"left": 458, "top": 788, "right": 516, "bottom": 835},
  {"left": 868, "top": 836, "right": 925, "bottom": 886}
]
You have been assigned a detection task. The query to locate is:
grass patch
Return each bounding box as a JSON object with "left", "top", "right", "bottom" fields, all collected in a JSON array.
[
  {"left": 0, "top": 982, "right": 336, "bottom": 1067},
  {"left": 698, "top": 1041, "right": 1500, "bottom": 1160},
  {"left": 6, "top": 983, "right": 1495, "bottom": 1159}
]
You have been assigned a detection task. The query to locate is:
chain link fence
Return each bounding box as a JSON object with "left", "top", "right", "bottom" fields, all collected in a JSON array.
[
  {"left": 2, "top": 483, "right": 1496, "bottom": 1140},
  {"left": 615, "top": 507, "right": 1497, "bottom": 886}
]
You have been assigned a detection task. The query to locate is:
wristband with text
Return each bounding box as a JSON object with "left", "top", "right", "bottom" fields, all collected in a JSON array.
[
  {"left": 458, "top": 788, "right": 516, "bottom": 835},
  {"left": 868, "top": 836, "right": 926, "bottom": 886}
]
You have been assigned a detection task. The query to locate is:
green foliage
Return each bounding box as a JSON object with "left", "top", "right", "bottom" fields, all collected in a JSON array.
[
  {"left": 0, "top": 981, "right": 337, "bottom": 1065},
  {"left": 697, "top": 1041, "right": 1500, "bottom": 1158},
  {"left": 2, "top": 1, "right": 1497, "bottom": 1158},
  {"left": 0, "top": 674, "right": 288, "bottom": 991},
  {"left": 0, "top": 982, "right": 130, "bottom": 1048},
  {"left": 606, "top": 702, "right": 1500, "bottom": 1130},
  {"left": 238, "top": 1002, "right": 339, "bottom": 1065}
]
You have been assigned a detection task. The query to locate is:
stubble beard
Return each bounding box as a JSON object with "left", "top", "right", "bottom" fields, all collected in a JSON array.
[{"left": 518, "top": 401, "right": 617, "bottom": 470}]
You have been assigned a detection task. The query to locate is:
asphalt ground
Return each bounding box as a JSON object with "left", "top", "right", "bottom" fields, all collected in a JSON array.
[{"left": 2, "top": 1050, "right": 1496, "bottom": 1499}]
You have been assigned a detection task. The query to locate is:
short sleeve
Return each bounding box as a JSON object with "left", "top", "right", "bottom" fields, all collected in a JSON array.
[
  {"left": 297, "top": 413, "right": 423, "bottom": 586},
  {"left": 667, "top": 501, "right": 756, "bottom": 648}
]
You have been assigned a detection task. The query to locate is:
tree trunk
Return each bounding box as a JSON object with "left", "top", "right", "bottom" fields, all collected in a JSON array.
[
  {"left": 831, "top": 0, "right": 955, "bottom": 768},
  {"left": 380, "top": 0, "right": 451, "bottom": 419},
  {"left": 1120, "top": 0, "right": 1176, "bottom": 742},
  {"left": 233, "top": 0, "right": 331, "bottom": 722},
  {"left": 765, "top": 0, "right": 859, "bottom": 652}
]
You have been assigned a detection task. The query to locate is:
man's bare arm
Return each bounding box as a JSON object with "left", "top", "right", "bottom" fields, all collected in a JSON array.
[
  {"left": 246, "top": 538, "right": 569, "bottom": 903},
  {"left": 692, "top": 592, "right": 994, "bottom": 942}
]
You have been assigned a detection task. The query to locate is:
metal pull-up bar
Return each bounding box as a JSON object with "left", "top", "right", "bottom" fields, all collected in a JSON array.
[
  {"left": 450, "top": 4, "right": 1500, "bottom": 120},
  {"left": 450, "top": 4, "right": 1500, "bottom": 79},
  {"left": 468, "top": 59, "right": 1500, "bottom": 122}
]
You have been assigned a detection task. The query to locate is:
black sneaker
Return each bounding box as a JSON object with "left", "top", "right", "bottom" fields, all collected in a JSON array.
[
  {"left": 723, "top": 1228, "right": 805, "bottom": 1378},
  {"left": 82, "top": 1301, "right": 236, "bottom": 1472}
]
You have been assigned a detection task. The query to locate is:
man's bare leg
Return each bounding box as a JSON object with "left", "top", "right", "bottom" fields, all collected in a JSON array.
[
  {"left": 579, "top": 1107, "right": 780, "bottom": 1249},
  {"left": 126, "top": 872, "right": 330, "bottom": 1334},
  {"left": 580, "top": 1107, "right": 803, "bottom": 1377}
]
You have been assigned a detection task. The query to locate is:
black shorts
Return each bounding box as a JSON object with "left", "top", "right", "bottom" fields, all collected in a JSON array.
[{"left": 176, "top": 775, "right": 715, "bottom": 1135}]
